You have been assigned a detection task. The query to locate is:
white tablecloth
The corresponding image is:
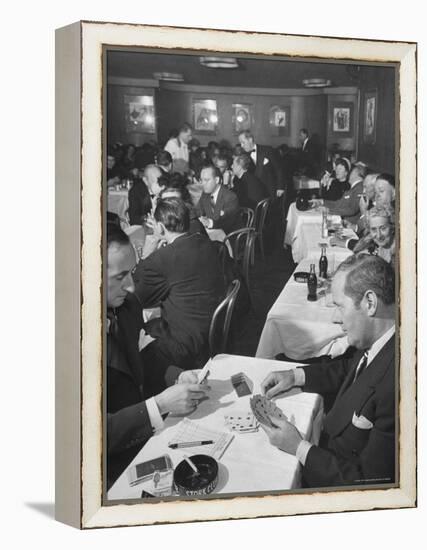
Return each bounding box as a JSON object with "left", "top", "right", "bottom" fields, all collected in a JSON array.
[
  {"left": 284, "top": 203, "right": 355, "bottom": 263},
  {"left": 107, "top": 189, "right": 129, "bottom": 220},
  {"left": 108, "top": 354, "right": 323, "bottom": 501},
  {"left": 256, "top": 253, "right": 352, "bottom": 360}
]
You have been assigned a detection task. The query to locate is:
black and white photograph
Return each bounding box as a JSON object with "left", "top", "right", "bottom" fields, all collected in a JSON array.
[
  {"left": 104, "top": 46, "right": 400, "bottom": 502},
  {"left": 52, "top": 18, "right": 417, "bottom": 531}
]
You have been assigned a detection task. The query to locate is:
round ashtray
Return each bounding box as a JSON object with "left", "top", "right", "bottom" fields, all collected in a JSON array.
[
  {"left": 173, "top": 455, "right": 218, "bottom": 497},
  {"left": 294, "top": 271, "right": 309, "bottom": 283}
]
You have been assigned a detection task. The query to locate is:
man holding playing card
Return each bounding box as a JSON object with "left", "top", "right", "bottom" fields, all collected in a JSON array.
[{"left": 260, "top": 254, "right": 396, "bottom": 488}]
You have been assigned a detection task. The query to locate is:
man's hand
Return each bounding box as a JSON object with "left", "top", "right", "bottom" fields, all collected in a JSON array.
[
  {"left": 330, "top": 236, "right": 347, "bottom": 248},
  {"left": 199, "top": 216, "right": 213, "bottom": 229},
  {"left": 155, "top": 383, "right": 210, "bottom": 416},
  {"left": 177, "top": 370, "right": 200, "bottom": 385},
  {"left": 261, "top": 370, "right": 295, "bottom": 399},
  {"left": 276, "top": 189, "right": 285, "bottom": 198},
  {"left": 309, "top": 198, "right": 324, "bottom": 209},
  {"left": 261, "top": 416, "right": 303, "bottom": 456}
]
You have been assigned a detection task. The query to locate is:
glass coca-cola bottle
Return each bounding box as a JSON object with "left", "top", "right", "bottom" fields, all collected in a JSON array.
[
  {"left": 319, "top": 245, "right": 328, "bottom": 279},
  {"left": 307, "top": 263, "right": 318, "bottom": 301}
]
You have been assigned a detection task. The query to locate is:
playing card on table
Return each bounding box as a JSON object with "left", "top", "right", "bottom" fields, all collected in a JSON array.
[
  {"left": 231, "top": 372, "right": 254, "bottom": 397},
  {"left": 224, "top": 409, "right": 259, "bottom": 433}
]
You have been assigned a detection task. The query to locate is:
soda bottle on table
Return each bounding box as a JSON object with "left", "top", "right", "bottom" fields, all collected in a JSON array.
[
  {"left": 307, "top": 263, "right": 318, "bottom": 302},
  {"left": 319, "top": 245, "right": 328, "bottom": 279},
  {"left": 321, "top": 206, "right": 329, "bottom": 239}
]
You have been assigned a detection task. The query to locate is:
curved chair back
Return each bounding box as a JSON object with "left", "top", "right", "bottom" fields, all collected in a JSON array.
[
  {"left": 252, "top": 198, "right": 272, "bottom": 263},
  {"left": 224, "top": 227, "right": 255, "bottom": 287},
  {"left": 239, "top": 206, "right": 254, "bottom": 228},
  {"left": 253, "top": 198, "right": 271, "bottom": 232},
  {"left": 208, "top": 279, "right": 241, "bottom": 357}
]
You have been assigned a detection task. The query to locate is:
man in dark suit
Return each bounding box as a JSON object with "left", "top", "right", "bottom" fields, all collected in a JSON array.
[
  {"left": 106, "top": 222, "right": 209, "bottom": 488},
  {"left": 133, "top": 198, "right": 226, "bottom": 370},
  {"left": 238, "top": 130, "right": 285, "bottom": 249},
  {"left": 238, "top": 130, "right": 284, "bottom": 199},
  {"left": 128, "top": 164, "right": 165, "bottom": 226},
  {"left": 310, "top": 163, "right": 367, "bottom": 225},
  {"left": 195, "top": 164, "right": 240, "bottom": 234},
  {"left": 231, "top": 153, "right": 268, "bottom": 210},
  {"left": 299, "top": 128, "right": 319, "bottom": 177},
  {"left": 261, "top": 254, "right": 396, "bottom": 488}
]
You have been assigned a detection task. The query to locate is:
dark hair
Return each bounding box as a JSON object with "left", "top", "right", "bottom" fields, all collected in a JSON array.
[
  {"left": 156, "top": 150, "right": 172, "bottom": 167},
  {"left": 179, "top": 122, "right": 193, "bottom": 134},
  {"left": 233, "top": 144, "right": 244, "bottom": 156},
  {"left": 377, "top": 173, "right": 395, "bottom": 188},
  {"left": 160, "top": 172, "right": 192, "bottom": 203},
  {"left": 107, "top": 221, "right": 130, "bottom": 248},
  {"left": 300, "top": 128, "right": 308, "bottom": 136},
  {"left": 238, "top": 130, "right": 254, "bottom": 140},
  {"left": 216, "top": 154, "right": 229, "bottom": 165},
  {"left": 154, "top": 198, "right": 190, "bottom": 233},
  {"left": 336, "top": 254, "right": 395, "bottom": 307},
  {"left": 234, "top": 153, "right": 252, "bottom": 171},
  {"left": 335, "top": 157, "right": 351, "bottom": 173}
]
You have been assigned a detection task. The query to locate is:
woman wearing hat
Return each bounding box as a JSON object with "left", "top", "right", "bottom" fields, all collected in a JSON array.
[{"left": 320, "top": 157, "right": 351, "bottom": 200}]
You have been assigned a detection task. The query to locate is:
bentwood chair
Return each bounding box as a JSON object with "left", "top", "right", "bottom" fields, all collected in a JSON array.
[
  {"left": 224, "top": 227, "right": 256, "bottom": 289},
  {"left": 252, "top": 198, "right": 271, "bottom": 263},
  {"left": 239, "top": 206, "right": 254, "bottom": 229},
  {"left": 208, "top": 279, "right": 241, "bottom": 357}
]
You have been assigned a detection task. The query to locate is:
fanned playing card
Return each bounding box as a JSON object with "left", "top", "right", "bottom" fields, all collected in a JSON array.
[
  {"left": 224, "top": 409, "right": 259, "bottom": 433},
  {"left": 250, "top": 394, "right": 287, "bottom": 428},
  {"left": 231, "top": 372, "right": 254, "bottom": 397}
]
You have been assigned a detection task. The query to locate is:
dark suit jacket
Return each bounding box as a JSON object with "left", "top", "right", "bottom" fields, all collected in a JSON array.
[
  {"left": 128, "top": 179, "right": 152, "bottom": 225},
  {"left": 324, "top": 180, "right": 363, "bottom": 225},
  {"left": 195, "top": 186, "right": 240, "bottom": 234},
  {"left": 133, "top": 233, "right": 226, "bottom": 368},
  {"left": 301, "top": 335, "right": 395, "bottom": 487},
  {"left": 249, "top": 144, "right": 284, "bottom": 198},
  {"left": 233, "top": 171, "right": 268, "bottom": 210},
  {"left": 107, "top": 295, "right": 182, "bottom": 488}
]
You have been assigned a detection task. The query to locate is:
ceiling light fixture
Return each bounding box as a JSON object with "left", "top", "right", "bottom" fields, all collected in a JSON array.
[
  {"left": 153, "top": 72, "right": 184, "bottom": 82},
  {"left": 302, "top": 78, "right": 332, "bottom": 88},
  {"left": 200, "top": 56, "right": 239, "bottom": 69}
]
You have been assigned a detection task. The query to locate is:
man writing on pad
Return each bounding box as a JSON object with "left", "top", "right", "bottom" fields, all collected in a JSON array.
[{"left": 260, "top": 254, "right": 396, "bottom": 488}]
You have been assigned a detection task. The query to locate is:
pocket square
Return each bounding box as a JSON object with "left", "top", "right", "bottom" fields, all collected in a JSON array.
[
  {"left": 263, "top": 158, "right": 270, "bottom": 165},
  {"left": 352, "top": 412, "right": 373, "bottom": 430}
]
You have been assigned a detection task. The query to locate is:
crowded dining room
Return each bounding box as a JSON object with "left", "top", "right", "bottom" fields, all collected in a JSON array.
[{"left": 105, "top": 48, "right": 397, "bottom": 500}]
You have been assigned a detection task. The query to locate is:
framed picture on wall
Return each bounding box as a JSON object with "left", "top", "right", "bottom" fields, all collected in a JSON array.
[
  {"left": 363, "top": 90, "right": 378, "bottom": 144},
  {"left": 193, "top": 98, "right": 218, "bottom": 133},
  {"left": 269, "top": 105, "right": 290, "bottom": 136},
  {"left": 331, "top": 102, "right": 353, "bottom": 136},
  {"left": 232, "top": 103, "right": 252, "bottom": 133},
  {"left": 124, "top": 95, "right": 156, "bottom": 134}
]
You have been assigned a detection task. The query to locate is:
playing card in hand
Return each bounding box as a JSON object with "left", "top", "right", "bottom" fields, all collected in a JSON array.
[{"left": 250, "top": 394, "right": 287, "bottom": 428}]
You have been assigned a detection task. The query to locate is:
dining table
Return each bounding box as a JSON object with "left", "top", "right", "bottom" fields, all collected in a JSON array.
[
  {"left": 284, "top": 202, "right": 357, "bottom": 263},
  {"left": 256, "top": 249, "right": 352, "bottom": 361},
  {"left": 107, "top": 188, "right": 129, "bottom": 221},
  {"left": 107, "top": 354, "right": 324, "bottom": 501}
]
